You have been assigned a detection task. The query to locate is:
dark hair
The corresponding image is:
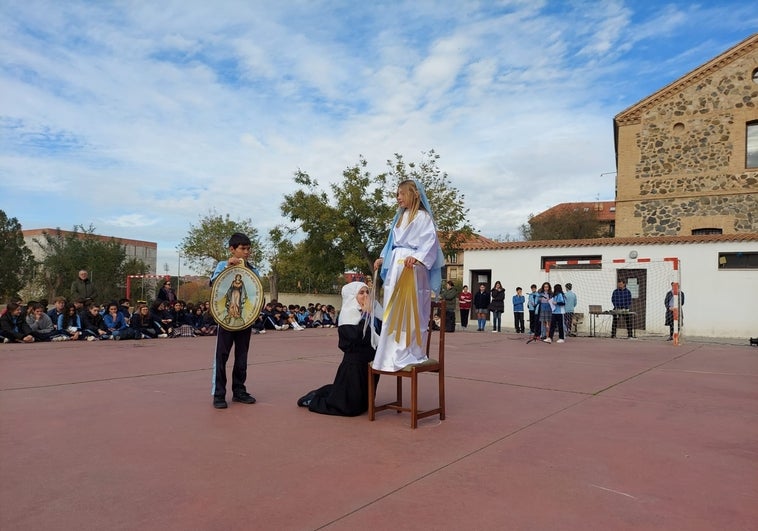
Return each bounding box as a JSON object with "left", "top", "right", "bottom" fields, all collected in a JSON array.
[
  {"left": 228, "top": 232, "right": 251, "bottom": 248},
  {"left": 516, "top": 287, "right": 522, "bottom": 291},
  {"left": 530, "top": 284, "right": 537, "bottom": 289},
  {"left": 553, "top": 284, "right": 563, "bottom": 294}
]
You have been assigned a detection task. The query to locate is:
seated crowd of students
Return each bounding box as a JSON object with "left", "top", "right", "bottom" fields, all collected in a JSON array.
[{"left": 0, "top": 296, "right": 339, "bottom": 343}]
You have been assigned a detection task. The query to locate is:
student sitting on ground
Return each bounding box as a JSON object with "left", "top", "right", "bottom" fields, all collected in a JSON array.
[
  {"left": 149, "top": 300, "right": 172, "bottom": 338},
  {"left": 57, "top": 303, "right": 83, "bottom": 340},
  {"left": 26, "top": 302, "right": 58, "bottom": 342},
  {"left": 0, "top": 302, "right": 35, "bottom": 343},
  {"left": 130, "top": 303, "right": 157, "bottom": 339},
  {"left": 82, "top": 302, "right": 111, "bottom": 340}
]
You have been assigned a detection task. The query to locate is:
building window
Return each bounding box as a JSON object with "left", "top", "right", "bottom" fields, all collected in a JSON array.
[
  {"left": 692, "top": 228, "right": 723, "bottom": 235},
  {"left": 447, "top": 253, "right": 458, "bottom": 264},
  {"left": 747, "top": 121, "right": 758, "bottom": 168},
  {"left": 718, "top": 252, "right": 758, "bottom": 269},
  {"left": 541, "top": 255, "right": 603, "bottom": 271}
]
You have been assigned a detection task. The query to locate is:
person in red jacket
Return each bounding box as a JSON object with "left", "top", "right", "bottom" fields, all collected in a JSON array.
[{"left": 458, "top": 285, "right": 473, "bottom": 329}]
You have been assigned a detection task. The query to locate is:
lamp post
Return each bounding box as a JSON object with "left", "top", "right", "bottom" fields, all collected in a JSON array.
[{"left": 177, "top": 254, "right": 182, "bottom": 299}]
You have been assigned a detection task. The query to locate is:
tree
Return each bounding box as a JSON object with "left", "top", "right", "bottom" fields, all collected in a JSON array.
[
  {"left": 179, "top": 210, "right": 263, "bottom": 275},
  {"left": 32, "top": 225, "right": 138, "bottom": 302},
  {"left": 520, "top": 207, "right": 606, "bottom": 241},
  {"left": 277, "top": 151, "right": 473, "bottom": 292},
  {"left": 0, "top": 211, "right": 36, "bottom": 300}
]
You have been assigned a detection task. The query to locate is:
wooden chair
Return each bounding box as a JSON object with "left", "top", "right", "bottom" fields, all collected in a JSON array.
[{"left": 368, "top": 300, "right": 446, "bottom": 428}]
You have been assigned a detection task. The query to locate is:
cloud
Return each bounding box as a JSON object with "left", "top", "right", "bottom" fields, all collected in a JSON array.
[{"left": 0, "top": 0, "right": 753, "bottom": 272}]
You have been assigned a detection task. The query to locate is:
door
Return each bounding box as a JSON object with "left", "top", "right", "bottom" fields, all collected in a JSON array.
[{"left": 617, "top": 268, "right": 647, "bottom": 331}]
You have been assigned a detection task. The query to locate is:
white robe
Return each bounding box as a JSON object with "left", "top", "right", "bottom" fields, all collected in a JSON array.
[{"left": 372, "top": 210, "right": 441, "bottom": 371}]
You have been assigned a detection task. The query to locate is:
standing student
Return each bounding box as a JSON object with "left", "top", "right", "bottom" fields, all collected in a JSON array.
[
  {"left": 371, "top": 179, "right": 445, "bottom": 372},
  {"left": 527, "top": 284, "right": 540, "bottom": 337},
  {"left": 546, "top": 284, "right": 566, "bottom": 343},
  {"left": 458, "top": 285, "right": 473, "bottom": 329},
  {"left": 512, "top": 287, "right": 525, "bottom": 334},
  {"left": 664, "top": 283, "right": 684, "bottom": 341},
  {"left": 564, "top": 283, "right": 578, "bottom": 336},
  {"left": 473, "top": 283, "right": 491, "bottom": 332},
  {"left": 210, "top": 232, "right": 260, "bottom": 409},
  {"left": 488, "top": 281, "right": 505, "bottom": 333},
  {"left": 611, "top": 279, "right": 634, "bottom": 339},
  {"left": 536, "top": 282, "right": 552, "bottom": 340},
  {"left": 439, "top": 280, "right": 458, "bottom": 332}
]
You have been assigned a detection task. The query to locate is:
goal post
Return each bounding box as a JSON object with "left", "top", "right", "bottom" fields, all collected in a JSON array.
[{"left": 546, "top": 257, "right": 682, "bottom": 341}]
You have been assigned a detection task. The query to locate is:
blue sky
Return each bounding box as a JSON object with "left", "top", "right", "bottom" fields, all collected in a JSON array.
[{"left": 1, "top": 1, "right": 756, "bottom": 274}]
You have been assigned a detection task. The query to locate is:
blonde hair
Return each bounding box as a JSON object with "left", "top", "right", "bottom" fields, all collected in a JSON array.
[{"left": 395, "top": 180, "right": 425, "bottom": 227}]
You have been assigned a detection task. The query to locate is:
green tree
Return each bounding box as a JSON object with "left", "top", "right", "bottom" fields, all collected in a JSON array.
[
  {"left": 32, "top": 225, "right": 137, "bottom": 302},
  {"left": 520, "top": 207, "right": 606, "bottom": 241},
  {"left": 277, "top": 151, "right": 473, "bottom": 291},
  {"left": 0, "top": 211, "right": 36, "bottom": 300},
  {"left": 179, "top": 210, "right": 263, "bottom": 275}
]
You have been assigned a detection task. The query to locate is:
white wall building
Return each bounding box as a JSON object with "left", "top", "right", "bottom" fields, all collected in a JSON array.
[{"left": 461, "top": 234, "right": 758, "bottom": 339}]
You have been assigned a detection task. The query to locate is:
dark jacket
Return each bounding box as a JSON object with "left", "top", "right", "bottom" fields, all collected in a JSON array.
[
  {"left": 1, "top": 312, "right": 33, "bottom": 340},
  {"left": 70, "top": 278, "right": 97, "bottom": 301},
  {"left": 488, "top": 288, "right": 505, "bottom": 312},
  {"left": 473, "top": 289, "right": 491, "bottom": 311},
  {"left": 82, "top": 311, "right": 107, "bottom": 334}
]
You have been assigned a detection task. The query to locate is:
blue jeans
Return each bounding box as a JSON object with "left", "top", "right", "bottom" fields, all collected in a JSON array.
[{"left": 492, "top": 311, "right": 502, "bottom": 332}]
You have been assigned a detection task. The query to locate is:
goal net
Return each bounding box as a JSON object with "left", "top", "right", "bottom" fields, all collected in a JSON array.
[{"left": 546, "top": 257, "right": 682, "bottom": 342}]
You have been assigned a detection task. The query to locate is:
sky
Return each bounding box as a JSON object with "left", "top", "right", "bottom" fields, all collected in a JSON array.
[{"left": 1, "top": 1, "right": 756, "bottom": 275}]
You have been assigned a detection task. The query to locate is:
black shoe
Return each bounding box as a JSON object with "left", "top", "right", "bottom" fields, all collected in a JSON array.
[
  {"left": 666, "top": 336, "right": 673, "bottom": 341},
  {"left": 213, "top": 397, "right": 228, "bottom": 409},
  {"left": 297, "top": 390, "right": 317, "bottom": 407},
  {"left": 232, "top": 393, "right": 256, "bottom": 404}
]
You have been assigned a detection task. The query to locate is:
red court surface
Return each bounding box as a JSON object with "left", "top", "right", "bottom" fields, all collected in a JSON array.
[{"left": 2, "top": 330, "right": 757, "bottom": 530}]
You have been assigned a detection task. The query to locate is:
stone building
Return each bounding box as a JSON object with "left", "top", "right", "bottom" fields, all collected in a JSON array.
[{"left": 613, "top": 33, "right": 758, "bottom": 237}]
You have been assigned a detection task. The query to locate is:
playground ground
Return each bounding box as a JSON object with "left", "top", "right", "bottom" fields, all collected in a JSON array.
[{"left": 1, "top": 328, "right": 756, "bottom": 530}]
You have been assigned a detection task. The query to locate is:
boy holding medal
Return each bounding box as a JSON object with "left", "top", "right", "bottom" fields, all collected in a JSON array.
[{"left": 210, "top": 232, "right": 260, "bottom": 409}]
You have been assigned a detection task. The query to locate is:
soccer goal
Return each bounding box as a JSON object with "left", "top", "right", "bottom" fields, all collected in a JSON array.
[{"left": 546, "top": 257, "right": 682, "bottom": 342}]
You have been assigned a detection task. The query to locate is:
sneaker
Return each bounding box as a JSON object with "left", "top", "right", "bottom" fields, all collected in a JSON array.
[
  {"left": 666, "top": 336, "right": 673, "bottom": 341},
  {"left": 542, "top": 338, "right": 552, "bottom": 343},
  {"left": 556, "top": 339, "right": 565, "bottom": 343},
  {"left": 2, "top": 337, "right": 10, "bottom": 343},
  {"left": 258, "top": 329, "right": 266, "bottom": 334},
  {"left": 86, "top": 336, "right": 96, "bottom": 342},
  {"left": 491, "top": 330, "right": 498, "bottom": 333},
  {"left": 213, "top": 397, "right": 228, "bottom": 409},
  {"left": 232, "top": 393, "right": 256, "bottom": 404},
  {"left": 158, "top": 333, "right": 168, "bottom": 338}
]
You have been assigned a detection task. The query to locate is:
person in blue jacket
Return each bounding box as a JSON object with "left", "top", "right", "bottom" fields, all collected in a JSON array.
[{"left": 611, "top": 279, "right": 634, "bottom": 338}]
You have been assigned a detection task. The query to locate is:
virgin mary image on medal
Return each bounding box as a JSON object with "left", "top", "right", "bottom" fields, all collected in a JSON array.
[
  {"left": 224, "top": 273, "right": 247, "bottom": 325},
  {"left": 210, "top": 265, "right": 263, "bottom": 331}
]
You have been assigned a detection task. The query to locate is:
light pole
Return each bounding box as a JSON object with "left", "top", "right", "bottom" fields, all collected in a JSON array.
[{"left": 177, "top": 254, "right": 182, "bottom": 299}]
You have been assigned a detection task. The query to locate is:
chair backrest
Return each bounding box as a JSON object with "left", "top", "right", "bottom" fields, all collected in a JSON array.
[
  {"left": 588, "top": 304, "right": 602, "bottom": 314},
  {"left": 426, "top": 300, "right": 445, "bottom": 363}
]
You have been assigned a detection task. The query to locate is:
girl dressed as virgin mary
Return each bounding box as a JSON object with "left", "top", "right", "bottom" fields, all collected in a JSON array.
[{"left": 371, "top": 179, "right": 444, "bottom": 372}]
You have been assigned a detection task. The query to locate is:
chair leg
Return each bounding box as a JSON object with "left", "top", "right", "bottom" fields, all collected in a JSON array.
[
  {"left": 368, "top": 366, "right": 375, "bottom": 421},
  {"left": 410, "top": 371, "right": 418, "bottom": 429},
  {"left": 395, "top": 375, "right": 403, "bottom": 414},
  {"left": 439, "top": 369, "right": 445, "bottom": 421}
]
